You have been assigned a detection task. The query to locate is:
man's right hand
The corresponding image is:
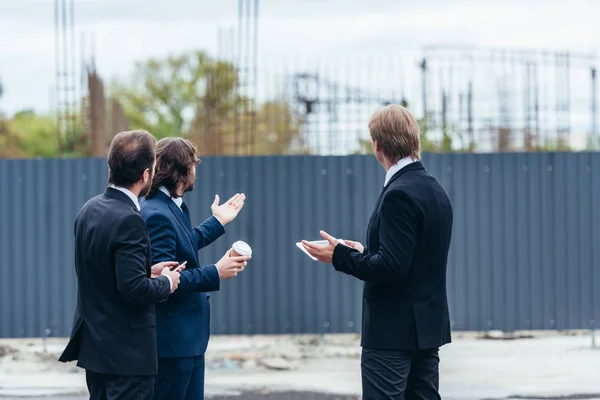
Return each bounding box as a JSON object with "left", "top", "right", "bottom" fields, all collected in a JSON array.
[
  {"left": 161, "top": 268, "right": 181, "bottom": 293},
  {"left": 216, "top": 249, "right": 250, "bottom": 279},
  {"left": 343, "top": 239, "right": 365, "bottom": 253}
]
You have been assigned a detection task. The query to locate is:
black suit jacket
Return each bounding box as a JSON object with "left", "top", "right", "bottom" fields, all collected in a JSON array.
[
  {"left": 333, "top": 161, "right": 453, "bottom": 351},
  {"left": 59, "top": 188, "right": 171, "bottom": 376}
]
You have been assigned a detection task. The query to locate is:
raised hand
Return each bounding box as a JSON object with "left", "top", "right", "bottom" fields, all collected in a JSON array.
[{"left": 211, "top": 193, "right": 246, "bottom": 225}]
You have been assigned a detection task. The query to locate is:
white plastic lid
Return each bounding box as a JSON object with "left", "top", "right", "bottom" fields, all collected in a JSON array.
[{"left": 232, "top": 240, "right": 252, "bottom": 256}]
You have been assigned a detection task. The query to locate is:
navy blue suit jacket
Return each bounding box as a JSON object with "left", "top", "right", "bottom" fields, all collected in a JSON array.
[{"left": 140, "top": 190, "right": 224, "bottom": 358}]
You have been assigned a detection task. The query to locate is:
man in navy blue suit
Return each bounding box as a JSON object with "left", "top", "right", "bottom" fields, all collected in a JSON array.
[{"left": 141, "top": 137, "right": 250, "bottom": 400}]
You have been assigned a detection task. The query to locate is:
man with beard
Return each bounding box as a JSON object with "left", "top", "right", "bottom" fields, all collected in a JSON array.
[
  {"left": 141, "top": 137, "right": 250, "bottom": 400},
  {"left": 59, "top": 130, "right": 183, "bottom": 399}
]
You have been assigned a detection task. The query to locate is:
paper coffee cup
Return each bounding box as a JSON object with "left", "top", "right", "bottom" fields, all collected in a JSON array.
[{"left": 230, "top": 241, "right": 252, "bottom": 257}]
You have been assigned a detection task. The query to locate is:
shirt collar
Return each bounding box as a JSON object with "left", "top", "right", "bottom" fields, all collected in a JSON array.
[
  {"left": 384, "top": 156, "right": 417, "bottom": 187},
  {"left": 108, "top": 184, "right": 140, "bottom": 211},
  {"left": 159, "top": 186, "right": 183, "bottom": 209}
]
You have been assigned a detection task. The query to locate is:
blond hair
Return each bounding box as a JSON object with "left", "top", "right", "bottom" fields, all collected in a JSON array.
[{"left": 368, "top": 104, "right": 421, "bottom": 162}]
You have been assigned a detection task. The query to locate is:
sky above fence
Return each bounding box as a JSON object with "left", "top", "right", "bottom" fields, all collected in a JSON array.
[{"left": 1, "top": 0, "right": 599, "bottom": 115}]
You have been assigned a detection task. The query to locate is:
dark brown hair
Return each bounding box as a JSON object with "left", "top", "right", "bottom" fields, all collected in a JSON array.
[
  {"left": 369, "top": 105, "right": 421, "bottom": 163},
  {"left": 107, "top": 130, "right": 156, "bottom": 188},
  {"left": 147, "top": 137, "right": 200, "bottom": 198}
]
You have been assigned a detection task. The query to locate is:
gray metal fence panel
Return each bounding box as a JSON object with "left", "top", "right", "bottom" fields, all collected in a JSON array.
[{"left": 1, "top": 153, "right": 599, "bottom": 338}]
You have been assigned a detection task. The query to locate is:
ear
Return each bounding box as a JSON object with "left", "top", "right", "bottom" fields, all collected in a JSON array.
[{"left": 142, "top": 168, "right": 150, "bottom": 184}]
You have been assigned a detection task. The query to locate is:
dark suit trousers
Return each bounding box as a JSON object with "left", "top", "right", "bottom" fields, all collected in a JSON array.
[
  {"left": 86, "top": 370, "right": 154, "bottom": 400},
  {"left": 154, "top": 355, "right": 205, "bottom": 400},
  {"left": 361, "top": 348, "right": 441, "bottom": 400}
]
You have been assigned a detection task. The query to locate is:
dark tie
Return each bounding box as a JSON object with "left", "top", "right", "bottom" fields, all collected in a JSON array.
[{"left": 181, "top": 201, "right": 192, "bottom": 227}]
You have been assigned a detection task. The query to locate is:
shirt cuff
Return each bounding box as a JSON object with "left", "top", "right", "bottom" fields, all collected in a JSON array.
[
  {"left": 164, "top": 274, "right": 173, "bottom": 291},
  {"left": 213, "top": 215, "right": 224, "bottom": 227}
]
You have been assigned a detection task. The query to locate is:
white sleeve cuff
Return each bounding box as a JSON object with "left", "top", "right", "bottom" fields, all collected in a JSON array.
[{"left": 165, "top": 274, "right": 173, "bottom": 291}]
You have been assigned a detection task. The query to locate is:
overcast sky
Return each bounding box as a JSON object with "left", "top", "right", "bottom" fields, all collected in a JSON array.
[{"left": 0, "top": 0, "right": 598, "bottom": 114}]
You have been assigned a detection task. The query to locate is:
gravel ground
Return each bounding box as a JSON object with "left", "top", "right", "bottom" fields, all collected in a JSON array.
[
  {"left": 0, "top": 393, "right": 359, "bottom": 400},
  {"left": 2, "top": 332, "right": 600, "bottom": 400}
]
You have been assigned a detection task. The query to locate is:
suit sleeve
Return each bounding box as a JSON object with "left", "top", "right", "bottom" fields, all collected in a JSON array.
[
  {"left": 145, "top": 212, "right": 220, "bottom": 294},
  {"left": 332, "top": 190, "right": 420, "bottom": 283},
  {"left": 114, "top": 214, "right": 170, "bottom": 305},
  {"left": 193, "top": 216, "right": 225, "bottom": 250}
]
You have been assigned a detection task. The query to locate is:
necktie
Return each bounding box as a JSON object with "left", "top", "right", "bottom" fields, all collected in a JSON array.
[{"left": 181, "top": 202, "right": 192, "bottom": 227}]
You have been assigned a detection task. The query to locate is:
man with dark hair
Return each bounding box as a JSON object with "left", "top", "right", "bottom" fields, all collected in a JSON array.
[
  {"left": 59, "top": 130, "right": 183, "bottom": 400},
  {"left": 303, "top": 105, "right": 453, "bottom": 399},
  {"left": 141, "top": 137, "right": 249, "bottom": 400}
]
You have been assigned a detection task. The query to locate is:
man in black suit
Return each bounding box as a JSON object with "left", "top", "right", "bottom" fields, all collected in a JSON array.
[
  {"left": 303, "top": 105, "right": 453, "bottom": 399},
  {"left": 59, "top": 130, "right": 183, "bottom": 400}
]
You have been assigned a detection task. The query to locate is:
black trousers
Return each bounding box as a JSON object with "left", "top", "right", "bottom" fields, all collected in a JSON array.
[
  {"left": 86, "top": 370, "right": 154, "bottom": 400},
  {"left": 361, "top": 348, "right": 441, "bottom": 400}
]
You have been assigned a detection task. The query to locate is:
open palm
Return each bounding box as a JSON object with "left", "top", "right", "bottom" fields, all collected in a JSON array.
[{"left": 211, "top": 193, "right": 246, "bottom": 225}]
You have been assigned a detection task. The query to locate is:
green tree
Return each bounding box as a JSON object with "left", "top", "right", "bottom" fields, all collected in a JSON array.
[
  {"left": 112, "top": 51, "right": 304, "bottom": 155},
  {"left": 8, "top": 110, "right": 59, "bottom": 158}
]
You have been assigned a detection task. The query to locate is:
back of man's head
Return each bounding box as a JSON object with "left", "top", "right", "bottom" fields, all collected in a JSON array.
[
  {"left": 107, "top": 130, "right": 156, "bottom": 188},
  {"left": 369, "top": 104, "right": 421, "bottom": 163}
]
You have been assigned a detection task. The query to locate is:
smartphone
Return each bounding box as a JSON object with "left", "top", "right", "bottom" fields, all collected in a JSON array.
[{"left": 171, "top": 260, "right": 187, "bottom": 271}]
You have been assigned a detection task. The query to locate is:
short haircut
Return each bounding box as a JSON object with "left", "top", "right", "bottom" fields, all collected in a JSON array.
[
  {"left": 107, "top": 130, "right": 156, "bottom": 188},
  {"left": 368, "top": 104, "right": 421, "bottom": 162},
  {"left": 147, "top": 137, "right": 200, "bottom": 198}
]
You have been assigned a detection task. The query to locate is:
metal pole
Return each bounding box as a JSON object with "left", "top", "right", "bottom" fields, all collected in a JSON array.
[
  {"left": 420, "top": 57, "right": 428, "bottom": 127},
  {"left": 69, "top": 0, "right": 76, "bottom": 147},
  {"left": 591, "top": 68, "right": 597, "bottom": 150},
  {"left": 54, "top": 0, "right": 62, "bottom": 156},
  {"left": 467, "top": 81, "right": 473, "bottom": 150}
]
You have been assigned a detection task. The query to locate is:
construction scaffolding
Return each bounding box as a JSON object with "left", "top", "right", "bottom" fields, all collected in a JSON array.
[
  {"left": 53, "top": 0, "right": 77, "bottom": 156},
  {"left": 420, "top": 46, "right": 598, "bottom": 152}
]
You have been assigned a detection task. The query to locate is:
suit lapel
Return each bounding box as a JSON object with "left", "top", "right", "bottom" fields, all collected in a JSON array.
[
  {"left": 166, "top": 199, "right": 197, "bottom": 252},
  {"left": 154, "top": 190, "right": 197, "bottom": 253}
]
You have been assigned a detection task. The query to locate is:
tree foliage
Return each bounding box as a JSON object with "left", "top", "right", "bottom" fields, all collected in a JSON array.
[
  {"left": 111, "top": 51, "right": 304, "bottom": 155},
  {"left": 0, "top": 111, "right": 58, "bottom": 158}
]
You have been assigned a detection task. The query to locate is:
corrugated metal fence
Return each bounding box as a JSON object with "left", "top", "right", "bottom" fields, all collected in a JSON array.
[{"left": 1, "top": 153, "right": 600, "bottom": 338}]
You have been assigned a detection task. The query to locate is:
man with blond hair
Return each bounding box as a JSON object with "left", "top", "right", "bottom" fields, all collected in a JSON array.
[{"left": 303, "top": 105, "right": 453, "bottom": 399}]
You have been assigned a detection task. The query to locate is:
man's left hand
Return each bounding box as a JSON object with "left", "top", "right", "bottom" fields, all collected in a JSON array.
[
  {"left": 211, "top": 193, "right": 246, "bottom": 225},
  {"left": 301, "top": 230, "right": 339, "bottom": 264},
  {"left": 151, "top": 261, "right": 181, "bottom": 278}
]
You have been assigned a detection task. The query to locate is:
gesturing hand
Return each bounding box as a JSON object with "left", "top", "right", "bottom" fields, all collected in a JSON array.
[
  {"left": 211, "top": 193, "right": 246, "bottom": 225},
  {"left": 215, "top": 249, "right": 250, "bottom": 279},
  {"left": 301, "top": 230, "right": 339, "bottom": 264}
]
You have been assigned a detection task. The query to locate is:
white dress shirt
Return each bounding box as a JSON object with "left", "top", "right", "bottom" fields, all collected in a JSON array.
[
  {"left": 108, "top": 184, "right": 173, "bottom": 290},
  {"left": 160, "top": 186, "right": 224, "bottom": 227},
  {"left": 159, "top": 186, "right": 183, "bottom": 209},
  {"left": 109, "top": 184, "right": 140, "bottom": 211},
  {"left": 384, "top": 156, "right": 417, "bottom": 187}
]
